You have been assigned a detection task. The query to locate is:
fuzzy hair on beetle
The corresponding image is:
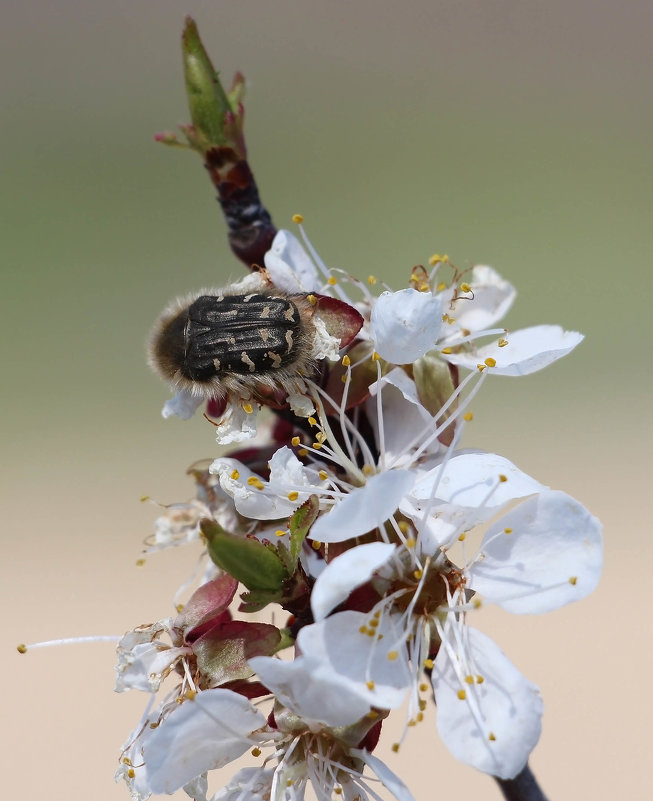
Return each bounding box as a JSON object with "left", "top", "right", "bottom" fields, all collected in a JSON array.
[{"left": 148, "top": 285, "right": 319, "bottom": 404}]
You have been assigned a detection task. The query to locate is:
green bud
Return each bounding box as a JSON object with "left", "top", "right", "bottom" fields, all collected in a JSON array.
[
  {"left": 202, "top": 520, "right": 287, "bottom": 592},
  {"left": 181, "top": 16, "right": 234, "bottom": 150}
]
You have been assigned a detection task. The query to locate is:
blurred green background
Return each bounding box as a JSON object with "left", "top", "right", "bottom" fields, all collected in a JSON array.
[{"left": 3, "top": 2, "right": 651, "bottom": 799}]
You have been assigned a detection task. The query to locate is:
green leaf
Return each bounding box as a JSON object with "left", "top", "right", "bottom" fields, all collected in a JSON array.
[
  {"left": 289, "top": 494, "right": 320, "bottom": 564},
  {"left": 202, "top": 520, "right": 287, "bottom": 592}
]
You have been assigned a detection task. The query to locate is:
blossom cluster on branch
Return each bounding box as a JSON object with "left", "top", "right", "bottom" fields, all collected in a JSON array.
[{"left": 116, "top": 223, "right": 602, "bottom": 801}]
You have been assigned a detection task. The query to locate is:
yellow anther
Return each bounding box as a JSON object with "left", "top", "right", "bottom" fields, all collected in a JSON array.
[
  {"left": 457, "top": 689, "right": 467, "bottom": 700},
  {"left": 318, "top": 470, "right": 329, "bottom": 481},
  {"left": 441, "top": 347, "right": 453, "bottom": 354},
  {"left": 335, "top": 788, "right": 343, "bottom": 796},
  {"left": 185, "top": 690, "right": 197, "bottom": 700},
  {"left": 436, "top": 281, "right": 447, "bottom": 291},
  {"left": 504, "top": 527, "right": 513, "bottom": 535},
  {"left": 359, "top": 626, "right": 369, "bottom": 635},
  {"left": 175, "top": 603, "right": 184, "bottom": 613},
  {"left": 287, "top": 491, "right": 299, "bottom": 501},
  {"left": 372, "top": 609, "right": 381, "bottom": 618},
  {"left": 569, "top": 576, "right": 578, "bottom": 585},
  {"left": 405, "top": 537, "right": 416, "bottom": 548},
  {"left": 372, "top": 351, "right": 380, "bottom": 361},
  {"left": 275, "top": 530, "right": 286, "bottom": 537},
  {"left": 419, "top": 682, "right": 428, "bottom": 692},
  {"left": 307, "top": 294, "right": 318, "bottom": 306},
  {"left": 298, "top": 448, "right": 308, "bottom": 457},
  {"left": 408, "top": 719, "right": 416, "bottom": 727},
  {"left": 462, "top": 327, "right": 471, "bottom": 336},
  {"left": 473, "top": 598, "right": 482, "bottom": 609},
  {"left": 464, "top": 675, "right": 475, "bottom": 685},
  {"left": 413, "top": 569, "right": 423, "bottom": 580},
  {"left": 391, "top": 743, "right": 400, "bottom": 753},
  {"left": 292, "top": 213, "right": 304, "bottom": 224},
  {"left": 460, "top": 282, "right": 471, "bottom": 293},
  {"left": 341, "top": 374, "right": 348, "bottom": 383},
  {"left": 127, "top": 769, "right": 136, "bottom": 779},
  {"left": 498, "top": 338, "right": 508, "bottom": 347},
  {"left": 308, "top": 416, "right": 317, "bottom": 426},
  {"left": 417, "top": 711, "right": 424, "bottom": 722},
  {"left": 463, "top": 412, "right": 473, "bottom": 422},
  {"left": 16, "top": 643, "right": 27, "bottom": 654},
  {"left": 367, "top": 275, "right": 377, "bottom": 285},
  {"left": 247, "top": 476, "right": 265, "bottom": 490},
  {"left": 476, "top": 675, "right": 484, "bottom": 684},
  {"left": 311, "top": 540, "right": 322, "bottom": 550},
  {"left": 488, "top": 732, "right": 496, "bottom": 741},
  {"left": 418, "top": 282, "right": 430, "bottom": 292},
  {"left": 442, "top": 254, "right": 450, "bottom": 262},
  {"left": 316, "top": 431, "right": 327, "bottom": 443},
  {"left": 429, "top": 253, "right": 442, "bottom": 266},
  {"left": 366, "top": 680, "right": 375, "bottom": 690},
  {"left": 387, "top": 650, "right": 398, "bottom": 661},
  {"left": 251, "top": 747, "right": 262, "bottom": 757},
  {"left": 242, "top": 402, "right": 254, "bottom": 414},
  {"left": 368, "top": 619, "right": 379, "bottom": 629},
  {"left": 291, "top": 436, "right": 301, "bottom": 446},
  {"left": 230, "top": 469, "right": 240, "bottom": 480},
  {"left": 477, "top": 363, "right": 486, "bottom": 373},
  {"left": 136, "top": 558, "right": 146, "bottom": 567},
  {"left": 499, "top": 474, "right": 508, "bottom": 483},
  {"left": 312, "top": 442, "right": 323, "bottom": 450},
  {"left": 458, "top": 532, "right": 466, "bottom": 541},
  {"left": 423, "top": 658, "right": 434, "bottom": 669},
  {"left": 418, "top": 699, "right": 428, "bottom": 712},
  {"left": 395, "top": 520, "right": 408, "bottom": 534},
  {"left": 447, "top": 316, "right": 455, "bottom": 324},
  {"left": 327, "top": 276, "right": 337, "bottom": 286},
  {"left": 287, "top": 780, "right": 294, "bottom": 787},
  {"left": 140, "top": 495, "right": 150, "bottom": 503},
  {"left": 367, "top": 710, "right": 379, "bottom": 719},
  {"left": 484, "top": 357, "right": 497, "bottom": 368},
  {"left": 342, "top": 354, "right": 351, "bottom": 367}
]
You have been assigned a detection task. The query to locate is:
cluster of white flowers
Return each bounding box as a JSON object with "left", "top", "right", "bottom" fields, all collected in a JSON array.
[{"left": 116, "top": 225, "right": 602, "bottom": 801}]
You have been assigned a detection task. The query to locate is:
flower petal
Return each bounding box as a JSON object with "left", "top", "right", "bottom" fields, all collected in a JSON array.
[
  {"left": 144, "top": 690, "right": 266, "bottom": 794},
  {"left": 310, "top": 470, "right": 415, "bottom": 543},
  {"left": 251, "top": 611, "right": 410, "bottom": 726},
  {"left": 432, "top": 626, "right": 542, "bottom": 779},
  {"left": 445, "top": 325, "right": 584, "bottom": 376},
  {"left": 264, "top": 229, "right": 320, "bottom": 292},
  {"left": 162, "top": 390, "right": 203, "bottom": 420},
  {"left": 467, "top": 489, "right": 603, "bottom": 613},
  {"left": 311, "top": 542, "right": 397, "bottom": 621},
  {"left": 370, "top": 289, "right": 442, "bottom": 364},
  {"left": 412, "top": 452, "right": 545, "bottom": 509},
  {"left": 445, "top": 265, "right": 516, "bottom": 333}
]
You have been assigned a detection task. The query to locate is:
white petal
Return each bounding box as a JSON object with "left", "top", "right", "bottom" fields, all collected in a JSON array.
[
  {"left": 115, "top": 642, "right": 188, "bottom": 693},
  {"left": 412, "top": 452, "right": 545, "bottom": 510},
  {"left": 311, "top": 315, "right": 341, "bottom": 361},
  {"left": 144, "top": 690, "right": 266, "bottom": 794},
  {"left": 352, "top": 750, "right": 416, "bottom": 801},
  {"left": 467, "top": 490, "right": 603, "bottom": 613},
  {"left": 432, "top": 626, "right": 542, "bottom": 779},
  {"left": 264, "top": 229, "right": 320, "bottom": 292},
  {"left": 162, "top": 390, "right": 203, "bottom": 420},
  {"left": 370, "top": 289, "right": 442, "bottom": 364},
  {"left": 287, "top": 393, "right": 316, "bottom": 418},
  {"left": 446, "top": 265, "right": 516, "bottom": 333},
  {"left": 213, "top": 767, "right": 275, "bottom": 801},
  {"left": 251, "top": 612, "right": 410, "bottom": 726},
  {"left": 311, "top": 542, "right": 397, "bottom": 621},
  {"left": 214, "top": 403, "right": 259, "bottom": 445},
  {"left": 310, "top": 470, "right": 415, "bottom": 543},
  {"left": 445, "top": 325, "right": 584, "bottom": 376},
  {"left": 367, "top": 368, "right": 439, "bottom": 465}
]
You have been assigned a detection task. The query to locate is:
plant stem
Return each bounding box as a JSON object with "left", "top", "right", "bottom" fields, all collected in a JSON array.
[{"left": 494, "top": 764, "right": 549, "bottom": 801}]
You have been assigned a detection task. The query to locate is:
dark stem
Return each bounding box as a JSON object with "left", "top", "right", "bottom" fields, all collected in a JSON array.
[
  {"left": 203, "top": 146, "right": 277, "bottom": 269},
  {"left": 494, "top": 764, "right": 549, "bottom": 801}
]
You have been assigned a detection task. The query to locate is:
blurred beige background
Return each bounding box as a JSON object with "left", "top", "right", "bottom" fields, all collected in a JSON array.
[{"left": 2, "top": 1, "right": 650, "bottom": 799}]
